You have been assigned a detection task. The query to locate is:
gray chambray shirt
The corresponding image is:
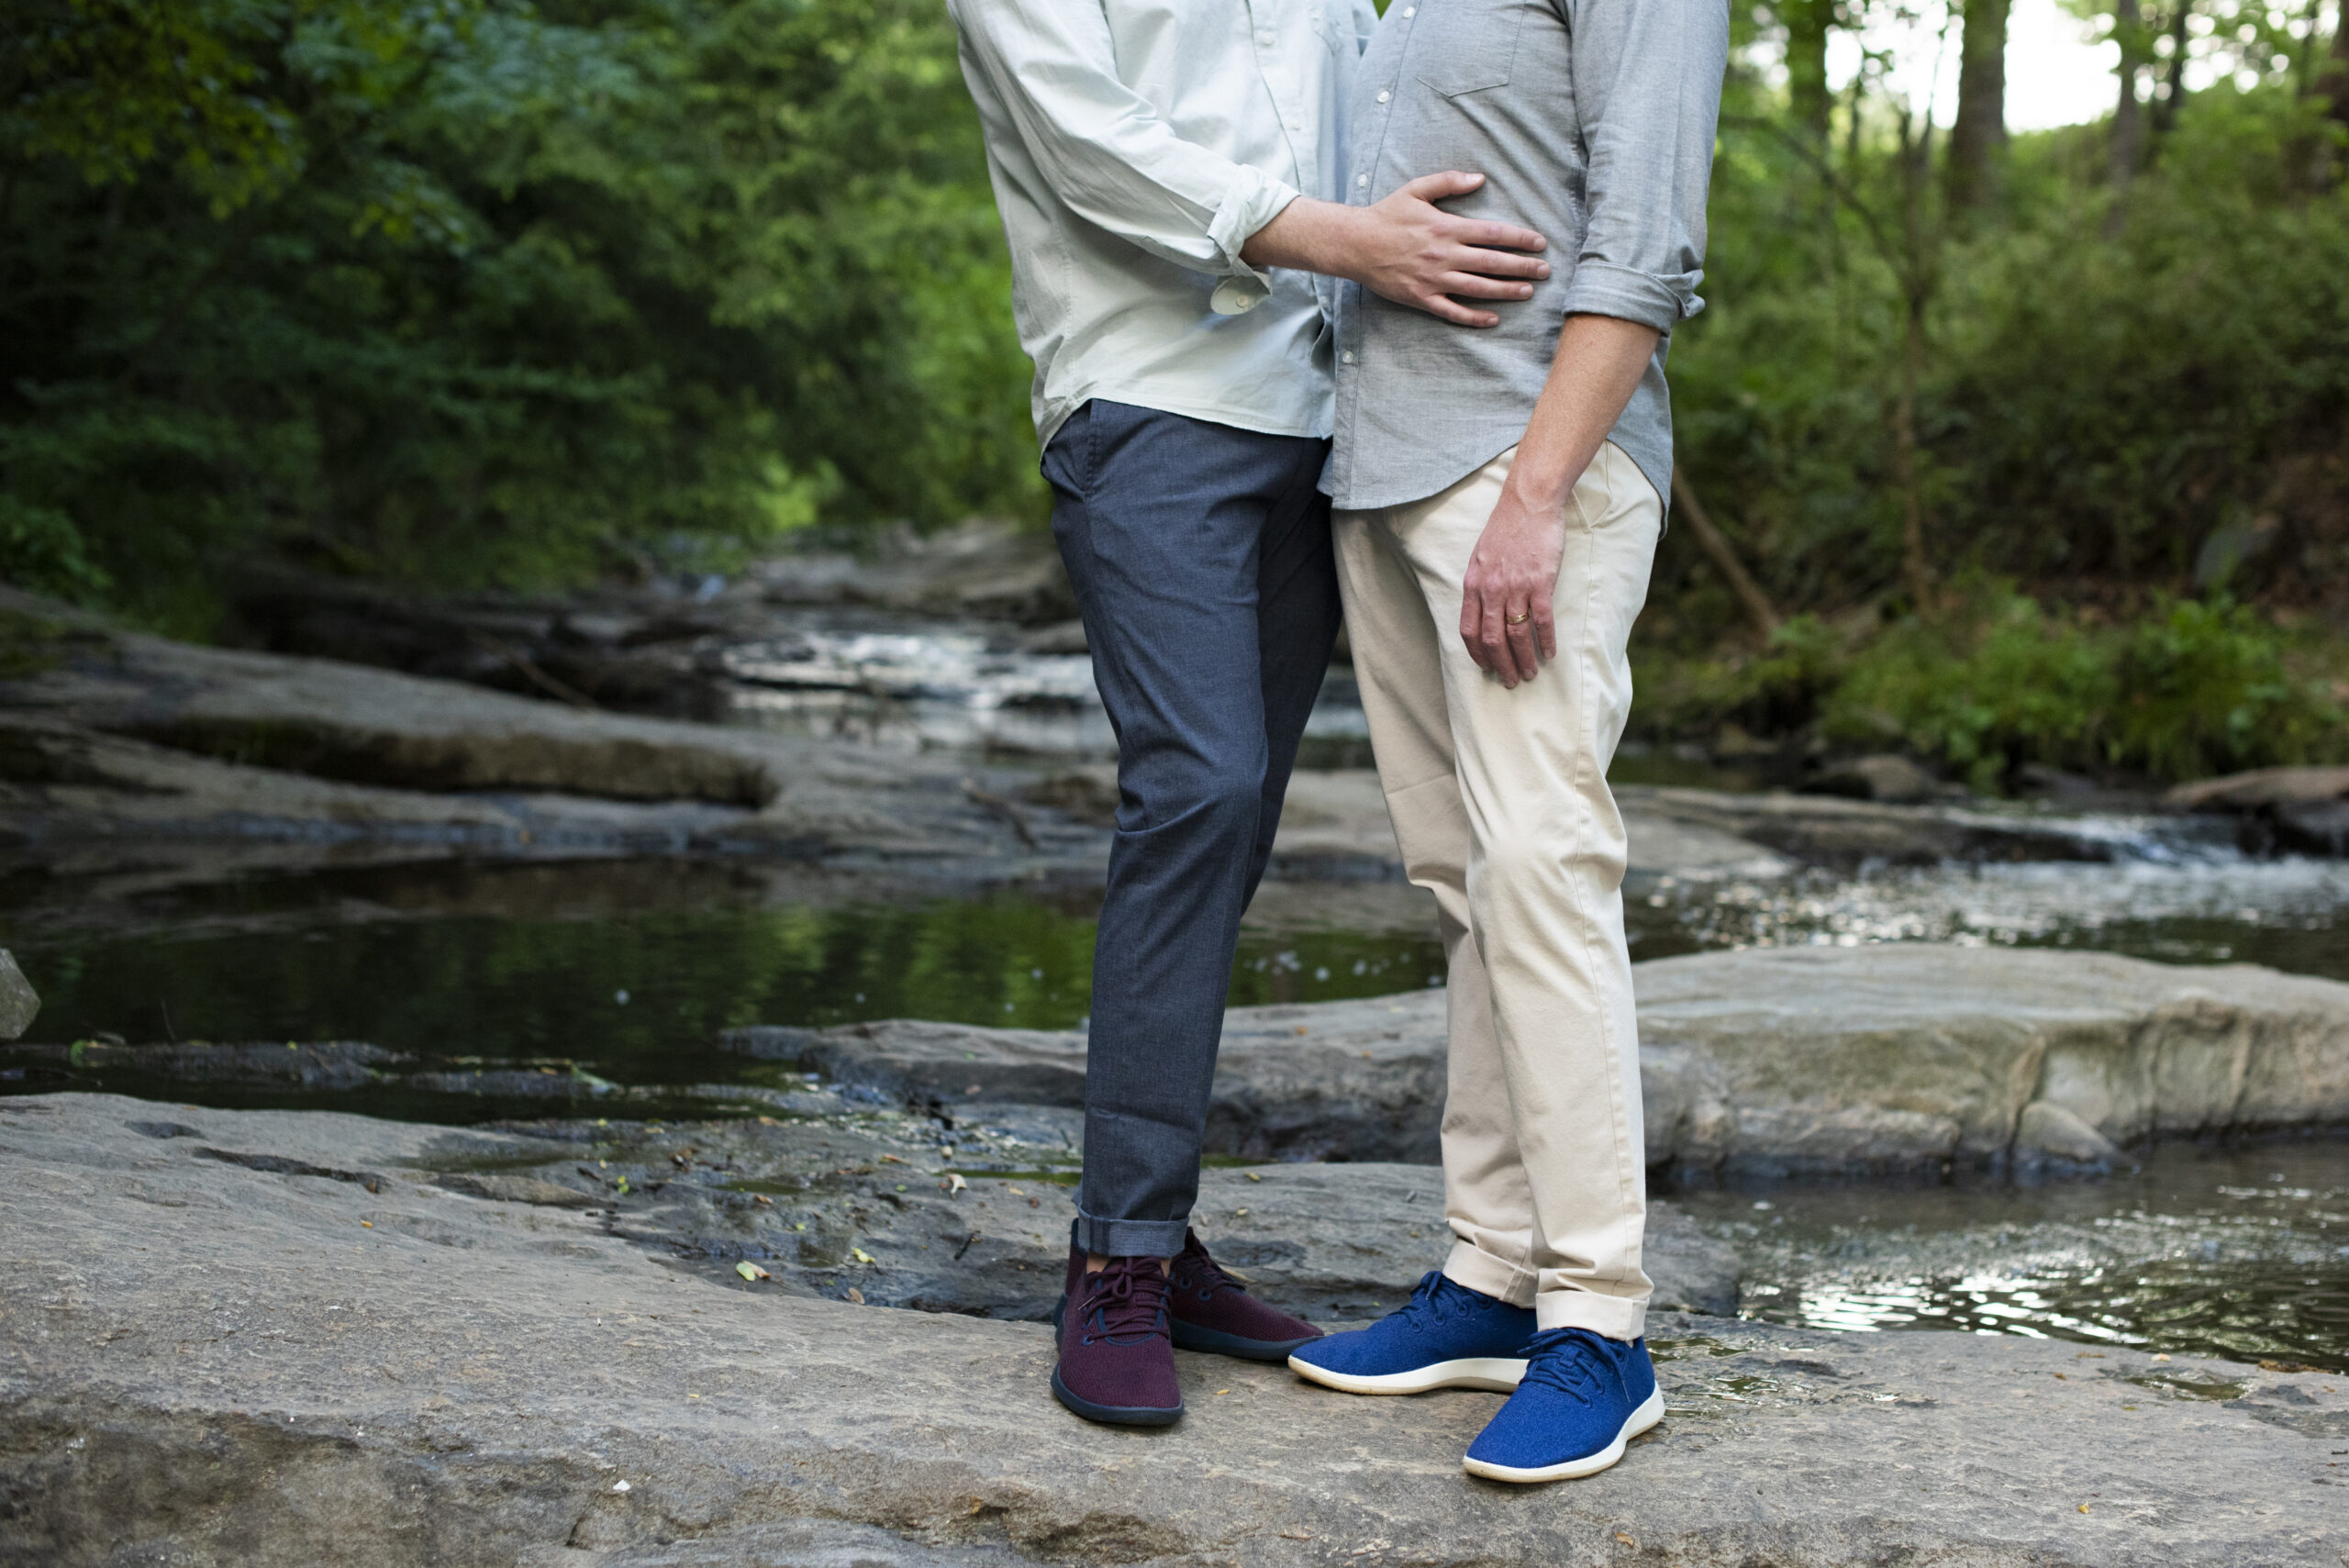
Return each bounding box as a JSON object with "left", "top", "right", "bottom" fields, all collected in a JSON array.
[{"left": 1321, "top": 0, "right": 1729, "bottom": 512}]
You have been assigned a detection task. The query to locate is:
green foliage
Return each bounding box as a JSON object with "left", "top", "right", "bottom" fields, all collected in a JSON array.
[
  {"left": 1, "top": 0, "right": 1038, "bottom": 632},
  {"left": 1816, "top": 584, "right": 2340, "bottom": 786}
]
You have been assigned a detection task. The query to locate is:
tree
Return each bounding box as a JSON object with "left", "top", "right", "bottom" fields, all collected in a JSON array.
[
  {"left": 1783, "top": 0, "right": 1839, "bottom": 144},
  {"left": 1946, "top": 0, "right": 2012, "bottom": 212}
]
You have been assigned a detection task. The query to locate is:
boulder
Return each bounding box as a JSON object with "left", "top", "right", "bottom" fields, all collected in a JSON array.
[
  {"left": 2165, "top": 765, "right": 2349, "bottom": 856},
  {"left": 1635, "top": 945, "right": 2349, "bottom": 1179},
  {"left": 4, "top": 1094, "right": 2338, "bottom": 1568},
  {"left": 1798, "top": 752, "right": 1952, "bottom": 805},
  {"left": 0, "top": 951, "right": 36, "bottom": 1040},
  {"left": 735, "top": 945, "right": 2349, "bottom": 1179},
  {"left": 0, "top": 587, "right": 1083, "bottom": 873}
]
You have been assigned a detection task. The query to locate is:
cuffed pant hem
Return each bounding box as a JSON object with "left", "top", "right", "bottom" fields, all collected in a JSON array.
[
  {"left": 1535, "top": 1289, "right": 1649, "bottom": 1341},
  {"left": 1442, "top": 1239, "right": 1539, "bottom": 1308},
  {"left": 1073, "top": 1210, "right": 1187, "bottom": 1260}
]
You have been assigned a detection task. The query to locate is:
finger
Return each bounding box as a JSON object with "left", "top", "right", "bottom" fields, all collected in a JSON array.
[
  {"left": 1460, "top": 584, "right": 1494, "bottom": 672},
  {"left": 1439, "top": 272, "right": 1538, "bottom": 302},
  {"left": 1505, "top": 606, "right": 1539, "bottom": 682},
  {"left": 1442, "top": 245, "right": 1552, "bottom": 279},
  {"left": 1399, "top": 170, "right": 1486, "bottom": 205},
  {"left": 1532, "top": 586, "right": 1558, "bottom": 663},
  {"left": 1416, "top": 289, "right": 1501, "bottom": 327},
  {"left": 1483, "top": 601, "right": 1518, "bottom": 686},
  {"left": 1446, "top": 219, "right": 1549, "bottom": 254}
]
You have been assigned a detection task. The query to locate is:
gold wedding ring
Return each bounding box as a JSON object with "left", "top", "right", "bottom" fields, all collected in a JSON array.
[{"left": 1505, "top": 611, "right": 1531, "bottom": 625}]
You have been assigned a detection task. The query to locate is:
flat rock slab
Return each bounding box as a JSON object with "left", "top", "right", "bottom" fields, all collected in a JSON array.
[
  {"left": 731, "top": 944, "right": 2349, "bottom": 1177},
  {"left": 5, "top": 1095, "right": 2341, "bottom": 1567}
]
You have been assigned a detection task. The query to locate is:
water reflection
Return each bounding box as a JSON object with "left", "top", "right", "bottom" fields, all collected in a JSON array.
[{"left": 1677, "top": 1140, "right": 2349, "bottom": 1371}]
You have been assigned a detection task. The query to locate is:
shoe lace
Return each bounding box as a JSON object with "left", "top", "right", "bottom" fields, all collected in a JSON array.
[
  {"left": 1395, "top": 1270, "right": 1472, "bottom": 1334},
  {"left": 1519, "top": 1328, "right": 1607, "bottom": 1406},
  {"left": 1080, "top": 1255, "right": 1173, "bottom": 1344},
  {"left": 1173, "top": 1230, "right": 1247, "bottom": 1300}
]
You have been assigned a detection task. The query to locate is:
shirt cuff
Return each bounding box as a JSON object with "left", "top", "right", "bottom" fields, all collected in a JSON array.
[
  {"left": 1208, "top": 167, "right": 1302, "bottom": 286},
  {"left": 1559, "top": 262, "right": 1703, "bottom": 333}
]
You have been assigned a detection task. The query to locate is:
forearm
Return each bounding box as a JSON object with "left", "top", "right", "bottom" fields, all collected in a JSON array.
[
  {"left": 1499, "top": 313, "right": 1660, "bottom": 515},
  {"left": 1239, "top": 196, "right": 1361, "bottom": 276}
]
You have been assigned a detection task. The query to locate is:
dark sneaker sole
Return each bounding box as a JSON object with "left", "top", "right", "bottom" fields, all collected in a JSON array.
[
  {"left": 1172, "top": 1320, "right": 1321, "bottom": 1362},
  {"left": 1050, "top": 1366, "right": 1184, "bottom": 1427}
]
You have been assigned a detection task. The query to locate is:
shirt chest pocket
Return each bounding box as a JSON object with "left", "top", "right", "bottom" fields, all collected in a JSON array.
[{"left": 1411, "top": 0, "right": 1529, "bottom": 97}]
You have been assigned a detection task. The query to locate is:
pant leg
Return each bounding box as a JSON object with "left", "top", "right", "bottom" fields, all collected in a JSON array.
[
  {"left": 1332, "top": 506, "right": 1541, "bottom": 1307},
  {"left": 1355, "top": 441, "right": 1662, "bottom": 1339},
  {"left": 1045, "top": 399, "right": 1335, "bottom": 1259}
]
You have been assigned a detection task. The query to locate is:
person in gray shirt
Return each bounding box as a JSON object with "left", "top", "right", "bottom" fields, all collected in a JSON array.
[{"left": 1276, "top": 0, "right": 1729, "bottom": 1484}]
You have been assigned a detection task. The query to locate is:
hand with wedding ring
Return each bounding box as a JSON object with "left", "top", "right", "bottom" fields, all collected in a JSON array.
[{"left": 1459, "top": 483, "right": 1564, "bottom": 688}]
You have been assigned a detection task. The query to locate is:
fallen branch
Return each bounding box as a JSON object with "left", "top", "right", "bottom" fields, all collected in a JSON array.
[{"left": 1671, "top": 468, "right": 1783, "bottom": 641}]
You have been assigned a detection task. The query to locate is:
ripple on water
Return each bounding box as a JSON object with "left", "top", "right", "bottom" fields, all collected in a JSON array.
[{"left": 1679, "top": 1140, "right": 2349, "bottom": 1372}]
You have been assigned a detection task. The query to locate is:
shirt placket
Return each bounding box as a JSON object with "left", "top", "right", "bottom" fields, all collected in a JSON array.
[{"left": 1333, "top": 2, "right": 1418, "bottom": 486}]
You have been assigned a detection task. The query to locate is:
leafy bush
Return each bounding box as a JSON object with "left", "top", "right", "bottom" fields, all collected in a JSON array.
[{"left": 1820, "top": 588, "right": 2341, "bottom": 787}]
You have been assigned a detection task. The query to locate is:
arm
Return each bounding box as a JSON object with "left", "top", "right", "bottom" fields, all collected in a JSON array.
[
  {"left": 1242, "top": 177, "right": 1552, "bottom": 328},
  {"left": 952, "top": 0, "right": 1551, "bottom": 317},
  {"left": 949, "top": 0, "right": 1300, "bottom": 279},
  {"left": 1459, "top": 0, "right": 1728, "bottom": 684}
]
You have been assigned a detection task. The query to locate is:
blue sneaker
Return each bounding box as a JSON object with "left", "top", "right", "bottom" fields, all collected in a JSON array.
[
  {"left": 1286, "top": 1271, "right": 1537, "bottom": 1395},
  {"left": 1462, "top": 1328, "right": 1664, "bottom": 1483}
]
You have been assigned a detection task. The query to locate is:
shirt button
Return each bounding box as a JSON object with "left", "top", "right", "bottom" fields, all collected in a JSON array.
[
  {"left": 1210, "top": 278, "right": 1266, "bottom": 316},
  {"left": 1401, "top": 6, "right": 1415, "bottom": 15},
  {"left": 1341, "top": 350, "right": 1356, "bottom": 364},
  {"left": 1257, "top": 29, "right": 1274, "bottom": 43},
  {"left": 1357, "top": 173, "right": 1369, "bottom": 185},
  {"left": 1376, "top": 90, "right": 1390, "bottom": 104}
]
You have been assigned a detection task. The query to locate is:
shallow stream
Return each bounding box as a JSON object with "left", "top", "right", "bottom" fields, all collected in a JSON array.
[{"left": 6, "top": 607, "right": 2349, "bottom": 1369}]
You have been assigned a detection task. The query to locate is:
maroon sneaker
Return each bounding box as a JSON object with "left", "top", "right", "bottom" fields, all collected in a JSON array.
[
  {"left": 1168, "top": 1229, "right": 1323, "bottom": 1362},
  {"left": 1050, "top": 1252, "right": 1184, "bottom": 1426}
]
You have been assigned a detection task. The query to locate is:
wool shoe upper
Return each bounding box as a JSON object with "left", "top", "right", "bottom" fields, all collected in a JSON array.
[
  {"left": 1463, "top": 1328, "right": 1658, "bottom": 1477},
  {"left": 1287, "top": 1270, "right": 1537, "bottom": 1379}
]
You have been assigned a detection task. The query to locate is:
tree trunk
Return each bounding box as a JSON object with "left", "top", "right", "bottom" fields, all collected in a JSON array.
[
  {"left": 1670, "top": 469, "right": 1783, "bottom": 641},
  {"left": 2315, "top": 0, "right": 2349, "bottom": 189},
  {"left": 1785, "top": 0, "right": 1836, "bottom": 145},
  {"left": 1946, "top": 0, "right": 2012, "bottom": 213},
  {"left": 1895, "top": 296, "right": 1933, "bottom": 612},
  {"left": 2105, "top": 0, "right": 2149, "bottom": 235},
  {"left": 2150, "top": 2, "right": 2192, "bottom": 139}
]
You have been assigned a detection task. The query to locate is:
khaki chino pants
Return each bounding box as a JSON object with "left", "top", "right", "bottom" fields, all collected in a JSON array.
[{"left": 1332, "top": 440, "right": 1660, "bottom": 1340}]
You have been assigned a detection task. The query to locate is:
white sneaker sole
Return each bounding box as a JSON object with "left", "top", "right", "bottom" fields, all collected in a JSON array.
[
  {"left": 1461, "top": 1387, "right": 1666, "bottom": 1484},
  {"left": 1286, "top": 1353, "right": 1529, "bottom": 1396}
]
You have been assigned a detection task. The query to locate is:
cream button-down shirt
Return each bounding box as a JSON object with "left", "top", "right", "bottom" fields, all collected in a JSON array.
[{"left": 951, "top": 0, "right": 1377, "bottom": 448}]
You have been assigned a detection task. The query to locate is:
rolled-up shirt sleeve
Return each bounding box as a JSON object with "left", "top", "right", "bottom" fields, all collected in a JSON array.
[
  {"left": 950, "top": 0, "right": 1298, "bottom": 281},
  {"left": 1557, "top": 0, "right": 1729, "bottom": 331}
]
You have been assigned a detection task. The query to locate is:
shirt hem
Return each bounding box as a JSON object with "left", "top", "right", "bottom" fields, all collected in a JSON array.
[{"left": 1039, "top": 385, "right": 1332, "bottom": 450}]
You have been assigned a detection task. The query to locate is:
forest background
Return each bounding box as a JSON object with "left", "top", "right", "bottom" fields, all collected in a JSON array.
[{"left": 5, "top": 0, "right": 2348, "bottom": 788}]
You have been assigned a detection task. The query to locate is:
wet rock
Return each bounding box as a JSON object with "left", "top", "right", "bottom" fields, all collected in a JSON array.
[
  {"left": 2166, "top": 765, "right": 2349, "bottom": 856},
  {"left": 0, "top": 951, "right": 37, "bottom": 1040},
  {"left": 1638, "top": 945, "right": 2349, "bottom": 1179},
  {"left": 2012, "top": 1100, "right": 2124, "bottom": 1171},
  {"left": 1021, "top": 764, "right": 1800, "bottom": 882},
  {"left": 1799, "top": 752, "right": 1953, "bottom": 805},
  {"left": 753, "top": 519, "right": 1076, "bottom": 628},
  {"left": 5, "top": 1094, "right": 2337, "bottom": 1568},
  {"left": 0, "top": 587, "right": 1085, "bottom": 874},
  {"left": 1620, "top": 784, "right": 2125, "bottom": 867},
  {"left": 737, "top": 946, "right": 2349, "bottom": 1179}
]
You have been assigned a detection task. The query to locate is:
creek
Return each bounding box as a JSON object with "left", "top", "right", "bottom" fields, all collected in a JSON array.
[{"left": 5, "top": 606, "right": 2348, "bottom": 1371}]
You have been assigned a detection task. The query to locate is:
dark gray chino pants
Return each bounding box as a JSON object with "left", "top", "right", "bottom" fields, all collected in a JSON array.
[{"left": 1043, "top": 398, "right": 1341, "bottom": 1259}]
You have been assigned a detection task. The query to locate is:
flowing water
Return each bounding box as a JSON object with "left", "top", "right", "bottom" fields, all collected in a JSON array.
[{"left": 7, "top": 608, "right": 2348, "bottom": 1367}]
